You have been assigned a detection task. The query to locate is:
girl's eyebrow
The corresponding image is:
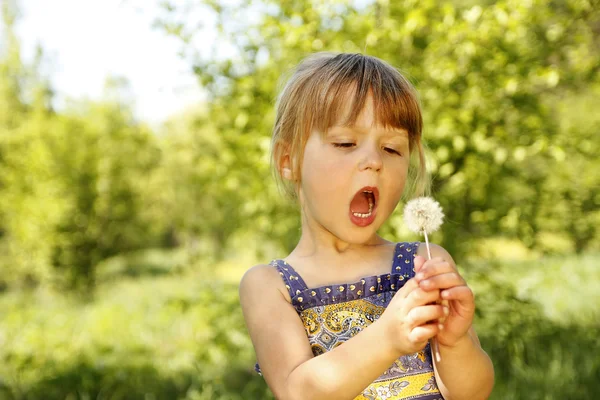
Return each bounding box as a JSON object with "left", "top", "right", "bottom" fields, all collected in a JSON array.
[
  {"left": 387, "top": 129, "right": 409, "bottom": 137},
  {"left": 362, "top": 127, "right": 410, "bottom": 140},
  {"left": 328, "top": 125, "right": 409, "bottom": 135},
  {"left": 325, "top": 124, "right": 410, "bottom": 142}
]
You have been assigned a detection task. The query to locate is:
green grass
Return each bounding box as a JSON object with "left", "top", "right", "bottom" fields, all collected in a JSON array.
[
  {"left": 478, "top": 252, "right": 600, "bottom": 325},
  {"left": 466, "top": 253, "right": 600, "bottom": 400},
  {"left": 0, "top": 269, "right": 270, "bottom": 400},
  {"left": 0, "top": 251, "right": 598, "bottom": 399}
]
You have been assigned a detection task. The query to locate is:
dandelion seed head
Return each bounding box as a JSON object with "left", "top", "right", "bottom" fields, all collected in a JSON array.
[{"left": 403, "top": 197, "right": 445, "bottom": 234}]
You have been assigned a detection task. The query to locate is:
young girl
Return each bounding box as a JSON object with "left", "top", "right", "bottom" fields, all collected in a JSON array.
[{"left": 239, "top": 53, "right": 494, "bottom": 400}]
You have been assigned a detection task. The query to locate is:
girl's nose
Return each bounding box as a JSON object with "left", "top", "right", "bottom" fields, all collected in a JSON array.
[{"left": 358, "top": 144, "right": 382, "bottom": 172}]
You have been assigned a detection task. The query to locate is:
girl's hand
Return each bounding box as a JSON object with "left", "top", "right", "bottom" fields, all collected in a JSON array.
[
  {"left": 378, "top": 277, "right": 446, "bottom": 356},
  {"left": 413, "top": 254, "right": 475, "bottom": 348}
]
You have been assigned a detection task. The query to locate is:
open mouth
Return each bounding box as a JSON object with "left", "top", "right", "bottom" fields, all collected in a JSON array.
[{"left": 349, "top": 187, "right": 379, "bottom": 225}]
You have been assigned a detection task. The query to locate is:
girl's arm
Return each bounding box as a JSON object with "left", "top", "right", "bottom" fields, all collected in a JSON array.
[
  {"left": 416, "top": 245, "right": 495, "bottom": 400},
  {"left": 434, "top": 327, "right": 494, "bottom": 400},
  {"left": 239, "top": 264, "right": 443, "bottom": 400}
]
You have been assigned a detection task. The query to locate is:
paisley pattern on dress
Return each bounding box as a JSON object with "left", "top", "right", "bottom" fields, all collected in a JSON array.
[{"left": 255, "top": 242, "right": 444, "bottom": 400}]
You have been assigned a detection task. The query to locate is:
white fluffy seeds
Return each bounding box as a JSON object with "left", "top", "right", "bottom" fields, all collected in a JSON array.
[
  {"left": 403, "top": 197, "right": 445, "bottom": 235},
  {"left": 403, "top": 196, "right": 446, "bottom": 363}
]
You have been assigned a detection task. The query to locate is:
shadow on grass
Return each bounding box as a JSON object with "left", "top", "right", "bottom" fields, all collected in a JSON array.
[
  {"left": 472, "top": 273, "right": 600, "bottom": 400},
  {"left": 95, "top": 248, "right": 189, "bottom": 283},
  {"left": 0, "top": 358, "right": 270, "bottom": 400}
]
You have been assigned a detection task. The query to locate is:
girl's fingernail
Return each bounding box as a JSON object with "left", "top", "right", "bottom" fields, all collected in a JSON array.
[
  {"left": 416, "top": 273, "right": 424, "bottom": 280},
  {"left": 438, "top": 323, "right": 444, "bottom": 330},
  {"left": 443, "top": 306, "right": 450, "bottom": 316}
]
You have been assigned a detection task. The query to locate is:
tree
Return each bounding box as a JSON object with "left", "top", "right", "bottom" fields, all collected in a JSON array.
[
  {"left": 156, "top": 0, "right": 600, "bottom": 257},
  {"left": 0, "top": 0, "right": 60, "bottom": 288},
  {"left": 47, "top": 86, "right": 163, "bottom": 291},
  {"left": 0, "top": 1, "right": 166, "bottom": 290}
]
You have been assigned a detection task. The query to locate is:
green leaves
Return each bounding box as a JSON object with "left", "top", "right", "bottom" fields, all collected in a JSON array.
[{"left": 156, "top": 0, "right": 600, "bottom": 257}]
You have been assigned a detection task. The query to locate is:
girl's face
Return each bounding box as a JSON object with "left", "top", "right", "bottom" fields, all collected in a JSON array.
[{"left": 298, "top": 95, "right": 410, "bottom": 245}]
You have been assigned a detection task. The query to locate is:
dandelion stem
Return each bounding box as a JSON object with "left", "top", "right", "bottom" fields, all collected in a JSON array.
[
  {"left": 424, "top": 231, "right": 432, "bottom": 260},
  {"left": 424, "top": 230, "right": 442, "bottom": 362}
]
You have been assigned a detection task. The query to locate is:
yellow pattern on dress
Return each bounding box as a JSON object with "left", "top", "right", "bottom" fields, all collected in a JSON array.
[
  {"left": 300, "top": 299, "right": 442, "bottom": 400},
  {"left": 355, "top": 373, "right": 438, "bottom": 399}
]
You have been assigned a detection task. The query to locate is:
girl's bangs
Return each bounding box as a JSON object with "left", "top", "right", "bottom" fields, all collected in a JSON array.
[{"left": 312, "top": 58, "right": 422, "bottom": 141}]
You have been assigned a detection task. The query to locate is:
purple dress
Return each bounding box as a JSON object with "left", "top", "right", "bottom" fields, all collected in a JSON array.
[{"left": 255, "top": 242, "right": 444, "bottom": 400}]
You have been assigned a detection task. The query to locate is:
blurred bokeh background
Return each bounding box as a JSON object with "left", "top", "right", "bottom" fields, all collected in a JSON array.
[{"left": 0, "top": 0, "right": 599, "bottom": 399}]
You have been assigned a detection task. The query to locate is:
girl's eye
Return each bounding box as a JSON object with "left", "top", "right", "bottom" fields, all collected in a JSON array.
[
  {"left": 333, "top": 143, "right": 355, "bottom": 148},
  {"left": 384, "top": 147, "right": 401, "bottom": 155}
]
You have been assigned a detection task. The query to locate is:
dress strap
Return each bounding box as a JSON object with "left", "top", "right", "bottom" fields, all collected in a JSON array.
[
  {"left": 391, "top": 241, "right": 420, "bottom": 278},
  {"left": 272, "top": 260, "right": 309, "bottom": 299}
]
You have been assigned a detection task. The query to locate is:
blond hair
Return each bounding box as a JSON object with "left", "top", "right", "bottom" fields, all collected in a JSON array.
[{"left": 271, "top": 52, "right": 428, "bottom": 199}]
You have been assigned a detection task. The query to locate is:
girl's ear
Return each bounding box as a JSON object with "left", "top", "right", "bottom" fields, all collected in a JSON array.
[
  {"left": 275, "top": 142, "right": 295, "bottom": 181},
  {"left": 281, "top": 155, "right": 293, "bottom": 180}
]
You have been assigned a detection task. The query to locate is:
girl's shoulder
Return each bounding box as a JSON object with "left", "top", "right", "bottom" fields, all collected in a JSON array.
[
  {"left": 239, "top": 263, "right": 293, "bottom": 305},
  {"left": 415, "top": 242, "right": 456, "bottom": 263}
]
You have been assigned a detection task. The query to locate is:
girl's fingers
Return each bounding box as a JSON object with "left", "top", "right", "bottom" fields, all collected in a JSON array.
[
  {"left": 404, "top": 286, "right": 440, "bottom": 310},
  {"left": 394, "top": 277, "right": 420, "bottom": 299},
  {"left": 406, "top": 304, "right": 446, "bottom": 327},
  {"left": 441, "top": 285, "right": 474, "bottom": 303},
  {"left": 415, "top": 259, "right": 454, "bottom": 281},
  {"left": 413, "top": 255, "right": 426, "bottom": 272},
  {"left": 419, "top": 272, "right": 465, "bottom": 291},
  {"left": 409, "top": 323, "right": 441, "bottom": 343}
]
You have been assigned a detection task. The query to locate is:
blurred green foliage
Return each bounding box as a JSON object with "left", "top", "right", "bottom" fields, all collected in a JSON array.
[
  {"left": 155, "top": 0, "right": 600, "bottom": 258},
  {"left": 0, "top": 253, "right": 598, "bottom": 399},
  {"left": 0, "top": 270, "right": 271, "bottom": 400},
  {"left": 1, "top": 0, "right": 598, "bottom": 288},
  {"left": 1, "top": 0, "right": 599, "bottom": 398}
]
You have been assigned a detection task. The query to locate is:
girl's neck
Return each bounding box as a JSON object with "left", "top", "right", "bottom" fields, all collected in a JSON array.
[
  {"left": 286, "top": 220, "right": 393, "bottom": 268},
  {"left": 292, "top": 231, "right": 389, "bottom": 257},
  {"left": 284, "top": 232, "right": 396, "bottom": 288},
  {"left": 291, "top": 205, "right": 390, "bottom": 258}
]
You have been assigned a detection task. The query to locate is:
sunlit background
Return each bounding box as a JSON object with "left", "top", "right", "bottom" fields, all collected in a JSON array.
[{"left": 0, "top": 0, "right": 598, "bottom": 399}]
